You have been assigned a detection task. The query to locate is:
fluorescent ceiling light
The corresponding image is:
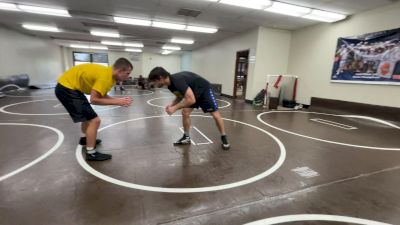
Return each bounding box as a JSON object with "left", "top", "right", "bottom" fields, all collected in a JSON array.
[
  {"left": 90, "top": 30, "right": 120, "bottom": 38},
  {"left": 219, "top": 0, "right": 272, "bottom": 10},
  {"left": 162, "top": 45, "right": 181, "bottom": 51},
  {"left": 22, "top": 24, "right": 60, "bottom": 32},
  {"left": 70, "top": 44, "right": 89, "bottom": 49},
  {"left": 90, "top": 46, "right": 108, "bottom": 50},
  {"left": 125, "top": 48, "right": 142, "bottom": 52},
  {"left": 18, "top": 5, "right": 70, "bottom": 17},
  {"left": 265, "top": 2, "right": 311, "bottom": 17},
  {"left": 152, "top": 21, "right": 186, "bottom": 30},
  {"left": 124, "top": 42, "right": 144, "bottom": 48},
  {"left": 0, "top": 2, "right": 20, "bottom": 11},
  {"left": 302, "top": 9, "right": 346, "bottom": 22},
  {"left": 101, "top": 40, "right": 123, "bottom": 46},
  {"left": 186, "top": 25, "right": 218, "bottom": 33},
  {"left": 113, "top": 17, "right": 151, "bottom": 26},
  {"left": 171, "top": 38, "right": 194, "bottom": 45},
  {"left": 161, "top": 50, "right": 173, "bottom": 55}
]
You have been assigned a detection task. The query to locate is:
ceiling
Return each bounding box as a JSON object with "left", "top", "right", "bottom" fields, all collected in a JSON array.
[{"left": 0, "top": 0, "right": 396, "bottom": 53}]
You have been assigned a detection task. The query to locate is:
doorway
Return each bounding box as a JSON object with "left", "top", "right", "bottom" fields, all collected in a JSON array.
[{"left": 233, "top": 50, "right": 249, "bottom": 99}]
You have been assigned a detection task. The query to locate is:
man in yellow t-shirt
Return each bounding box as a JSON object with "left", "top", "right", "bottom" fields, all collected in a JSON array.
[{"left": 55, "top": 58, "right": 133, "bottom": 161}]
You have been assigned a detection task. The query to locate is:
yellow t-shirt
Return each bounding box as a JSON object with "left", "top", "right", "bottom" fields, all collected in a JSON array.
[{"left": 58, "top": 64, "right": 115, "bottom": 96}]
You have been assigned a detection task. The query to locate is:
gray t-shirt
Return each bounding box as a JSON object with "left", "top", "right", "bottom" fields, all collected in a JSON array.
[{"left": 168, "top": 71, "right": 210, "bottom": 98}]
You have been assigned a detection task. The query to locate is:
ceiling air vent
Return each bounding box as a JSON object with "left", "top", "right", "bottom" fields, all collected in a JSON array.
[{"left": 177, "top": 8, "right": 202, "bottom": 17}]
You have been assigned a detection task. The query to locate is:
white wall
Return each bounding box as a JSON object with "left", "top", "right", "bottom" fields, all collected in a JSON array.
[
  {"left": 251, "top": 27, "right": 291, "bottom": 100},
  {"left": 181, "top": 51, "right": 192, "bottom": 71},
  {"left": 192, "top": 28, "right": 259, "bottom": 98},
  {"left": 288, "top": 1, "right": 400, "bottom": 107},
  {"left": 0, "top": 26, "right": 63, "bottom": 85},
  {"left": 142, "top": 52, "right": 181, "bottom": 77}
]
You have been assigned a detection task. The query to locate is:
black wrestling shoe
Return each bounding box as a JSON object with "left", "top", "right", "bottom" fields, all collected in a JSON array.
[{"left": 173, "top": 134, "right": 191, "bottom": 145}]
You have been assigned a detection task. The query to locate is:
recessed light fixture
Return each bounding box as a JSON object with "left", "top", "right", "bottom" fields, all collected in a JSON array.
[
  {"left": 265, "top": 2, "right": 311, "bottom": 17},
  {"left": 18, "top": 5, "right": 70, "bottom": 17},
  {"left": 125, "top": 48, "right": 142, "bottom": 52},
  {"left": 162, "top": 45, "right": 181, "bottom": 51},
  {"left": 152, "top": 21, "right": 186, "bottom": 30},
  {"left": 124, "top": 42, "right": 144, "bottom": 48},
  {"left": 113, "top": 17, "right": 152, "bottom": 26},
  {"left": 219, "top": 0, "right": 272, "bottom": 10},
  {"left": 171, "top": 38, "right": 194, "bottom": 45},
  {"left": 70, "top": 44, "right": 89, "bottom": 49},
  {"left": 161, "top": 50, "right": 173, "bottom": 55},
  {"left": 22, "top": 24, "right": 60, "bottom": 32},
  {"left": 90, "top": 46, "right": 108, "bottom": 50},
  {"left": 0, "top": 2, "right": 20, "bottom": 11},
  {"left": 90, "top": 30, "right": 120, "bottom": 38},
  {"left": 302, "top": 9, "right": 347, "bottom": 22},
  {"left": 185, "top": 25, "right": 218, "bottom": 33},
  {"left": 101, "top": 40, "right": 123, "bottom": 46}
]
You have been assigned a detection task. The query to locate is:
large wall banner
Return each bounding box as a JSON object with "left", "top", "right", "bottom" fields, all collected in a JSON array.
[{"left": 332, "top": 28, "right": 400, "bottom": 85}]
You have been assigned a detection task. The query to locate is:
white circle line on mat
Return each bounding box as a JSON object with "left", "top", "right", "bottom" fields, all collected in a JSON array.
[
  {"left": 257, "top": 111, "right": 400, "bottom": 151},
  {"left": 147, "top": 97, "right": 231, "bottom": 109},
  {"left": 0, "top": 123, "right": 64, "bottom": 182},
  {"left": 0, "top": 99, "right": 120, "bottom": 116},
  {"left": 76, "top": 115, "right": 286, "bottom": 193},
  {"left": 243, "top": 214, "right": 391, "bottom": 225}
]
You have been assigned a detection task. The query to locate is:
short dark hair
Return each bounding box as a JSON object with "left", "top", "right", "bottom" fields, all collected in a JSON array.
[
  {"left": 113, "top": 58, "right": 133, "bottom": 70},
  {"left": 148, "top": 67, "right": 170, "bottom": 81}
]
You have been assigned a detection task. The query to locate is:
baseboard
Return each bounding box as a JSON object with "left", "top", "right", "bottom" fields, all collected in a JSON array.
[{"left": 310, "top": 97, "right": 400, "bottom": 122}]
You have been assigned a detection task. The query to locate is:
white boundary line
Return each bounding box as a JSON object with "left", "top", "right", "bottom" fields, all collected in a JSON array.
[
  {"left": 146, "top": 96, "right": 231, "bottom": 109},
  {"left": 244, "top": 214, "right": 391, "bottom": 225},
  {"left": 76, "top": 115, "right": 286, "bottom": 193},
  {"left": 310, "top": 118, "right": 358, "bottom": 130},
  {"left": 193, "top": 126, "right": 213, "bottom": 144},
  {"left": 257, "top": 111, "right": 400, "bottom": 151},
  {"left": 0, "top": 123, "right": 64, "bottom": 182},
  {"left": 0, "top": 99, "right": 120, "bottom": 116}
]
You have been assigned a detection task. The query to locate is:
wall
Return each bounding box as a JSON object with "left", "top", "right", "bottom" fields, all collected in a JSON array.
[
  {"left": 64, "top": 48, "right": 180, "bottom": 78},
  {"left": 288, "top": 1, "right": 400, "bottom": 107},
  {"left": 0, "top": 26, "right": 63, "bottom": 85},
  {"left": 181, "top": 51, "right": 192, "bottom": 71},
  {"left": 192, "top": 28, "right": 259, "bottom": 98},
  {"left": 141, "top": 52, "right": 181, "bottom": 77},
  {"left": 251, "top": 27, "right": 291, "bottom": 100}
]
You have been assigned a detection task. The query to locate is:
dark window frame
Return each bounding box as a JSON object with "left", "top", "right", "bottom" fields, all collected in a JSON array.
[{"left": 73, "top": 51, "right": 109, "bottom": 66}]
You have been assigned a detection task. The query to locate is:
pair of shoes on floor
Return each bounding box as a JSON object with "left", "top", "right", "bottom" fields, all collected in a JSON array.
[
  {"left": 79, "top": 137, "right": 102, "bottom": 146},
  {"left": 79, "top": 137, "right": 110, "bottom": 161},
  {"left": 174, "top": 134, "right": 230, "bottom": 150}
]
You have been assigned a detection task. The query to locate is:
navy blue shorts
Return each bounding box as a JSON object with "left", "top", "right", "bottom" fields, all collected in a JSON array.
[
  {"left": 190, "top": 88, "right": 219, "bottom": 113},
  {"left": 55, "top": 83, "right": 98, "bottom": 123}
]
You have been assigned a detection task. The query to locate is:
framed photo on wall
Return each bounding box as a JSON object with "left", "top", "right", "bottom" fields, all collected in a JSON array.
[{"left": 331, "top": 28, "right": 400, "bottom": 85}]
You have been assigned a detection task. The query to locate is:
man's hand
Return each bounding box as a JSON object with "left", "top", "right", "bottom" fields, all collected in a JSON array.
[
  {"left": 117, "top": 97, "right": 133, "bottom": 106},
  {"left": 165, "top": 105, "right": 176, "bottom": 115}
]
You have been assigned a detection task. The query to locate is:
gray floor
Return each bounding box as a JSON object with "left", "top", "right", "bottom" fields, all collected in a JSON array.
[{"left": 0, "top": 87, "right": 399, "bottom": 225}]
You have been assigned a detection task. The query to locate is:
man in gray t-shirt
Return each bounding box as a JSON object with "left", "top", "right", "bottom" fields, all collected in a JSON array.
[{"left": 148, "top": 67, "right": 230, "bottom": 150}]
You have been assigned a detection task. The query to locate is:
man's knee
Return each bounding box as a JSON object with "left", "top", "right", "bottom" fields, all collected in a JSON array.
[
  {"left": 89, "top": 117, "right": 101, "bottom": 126},
  {"left": 182, "top": 108, "right": 192, "bottom": 117}
]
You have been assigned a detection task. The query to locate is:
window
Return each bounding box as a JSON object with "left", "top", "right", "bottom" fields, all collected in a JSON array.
[{"left": 73, "top": 52, "right": 109, "bottom": 66}]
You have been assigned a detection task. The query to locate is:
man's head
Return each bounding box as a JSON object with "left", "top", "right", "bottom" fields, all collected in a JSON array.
[
  {"left": 148, "top": 67, "right": 170, "bottom": 88},
  {"left": 113, "top": 58, "right": 133, "bottom": 81}
]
